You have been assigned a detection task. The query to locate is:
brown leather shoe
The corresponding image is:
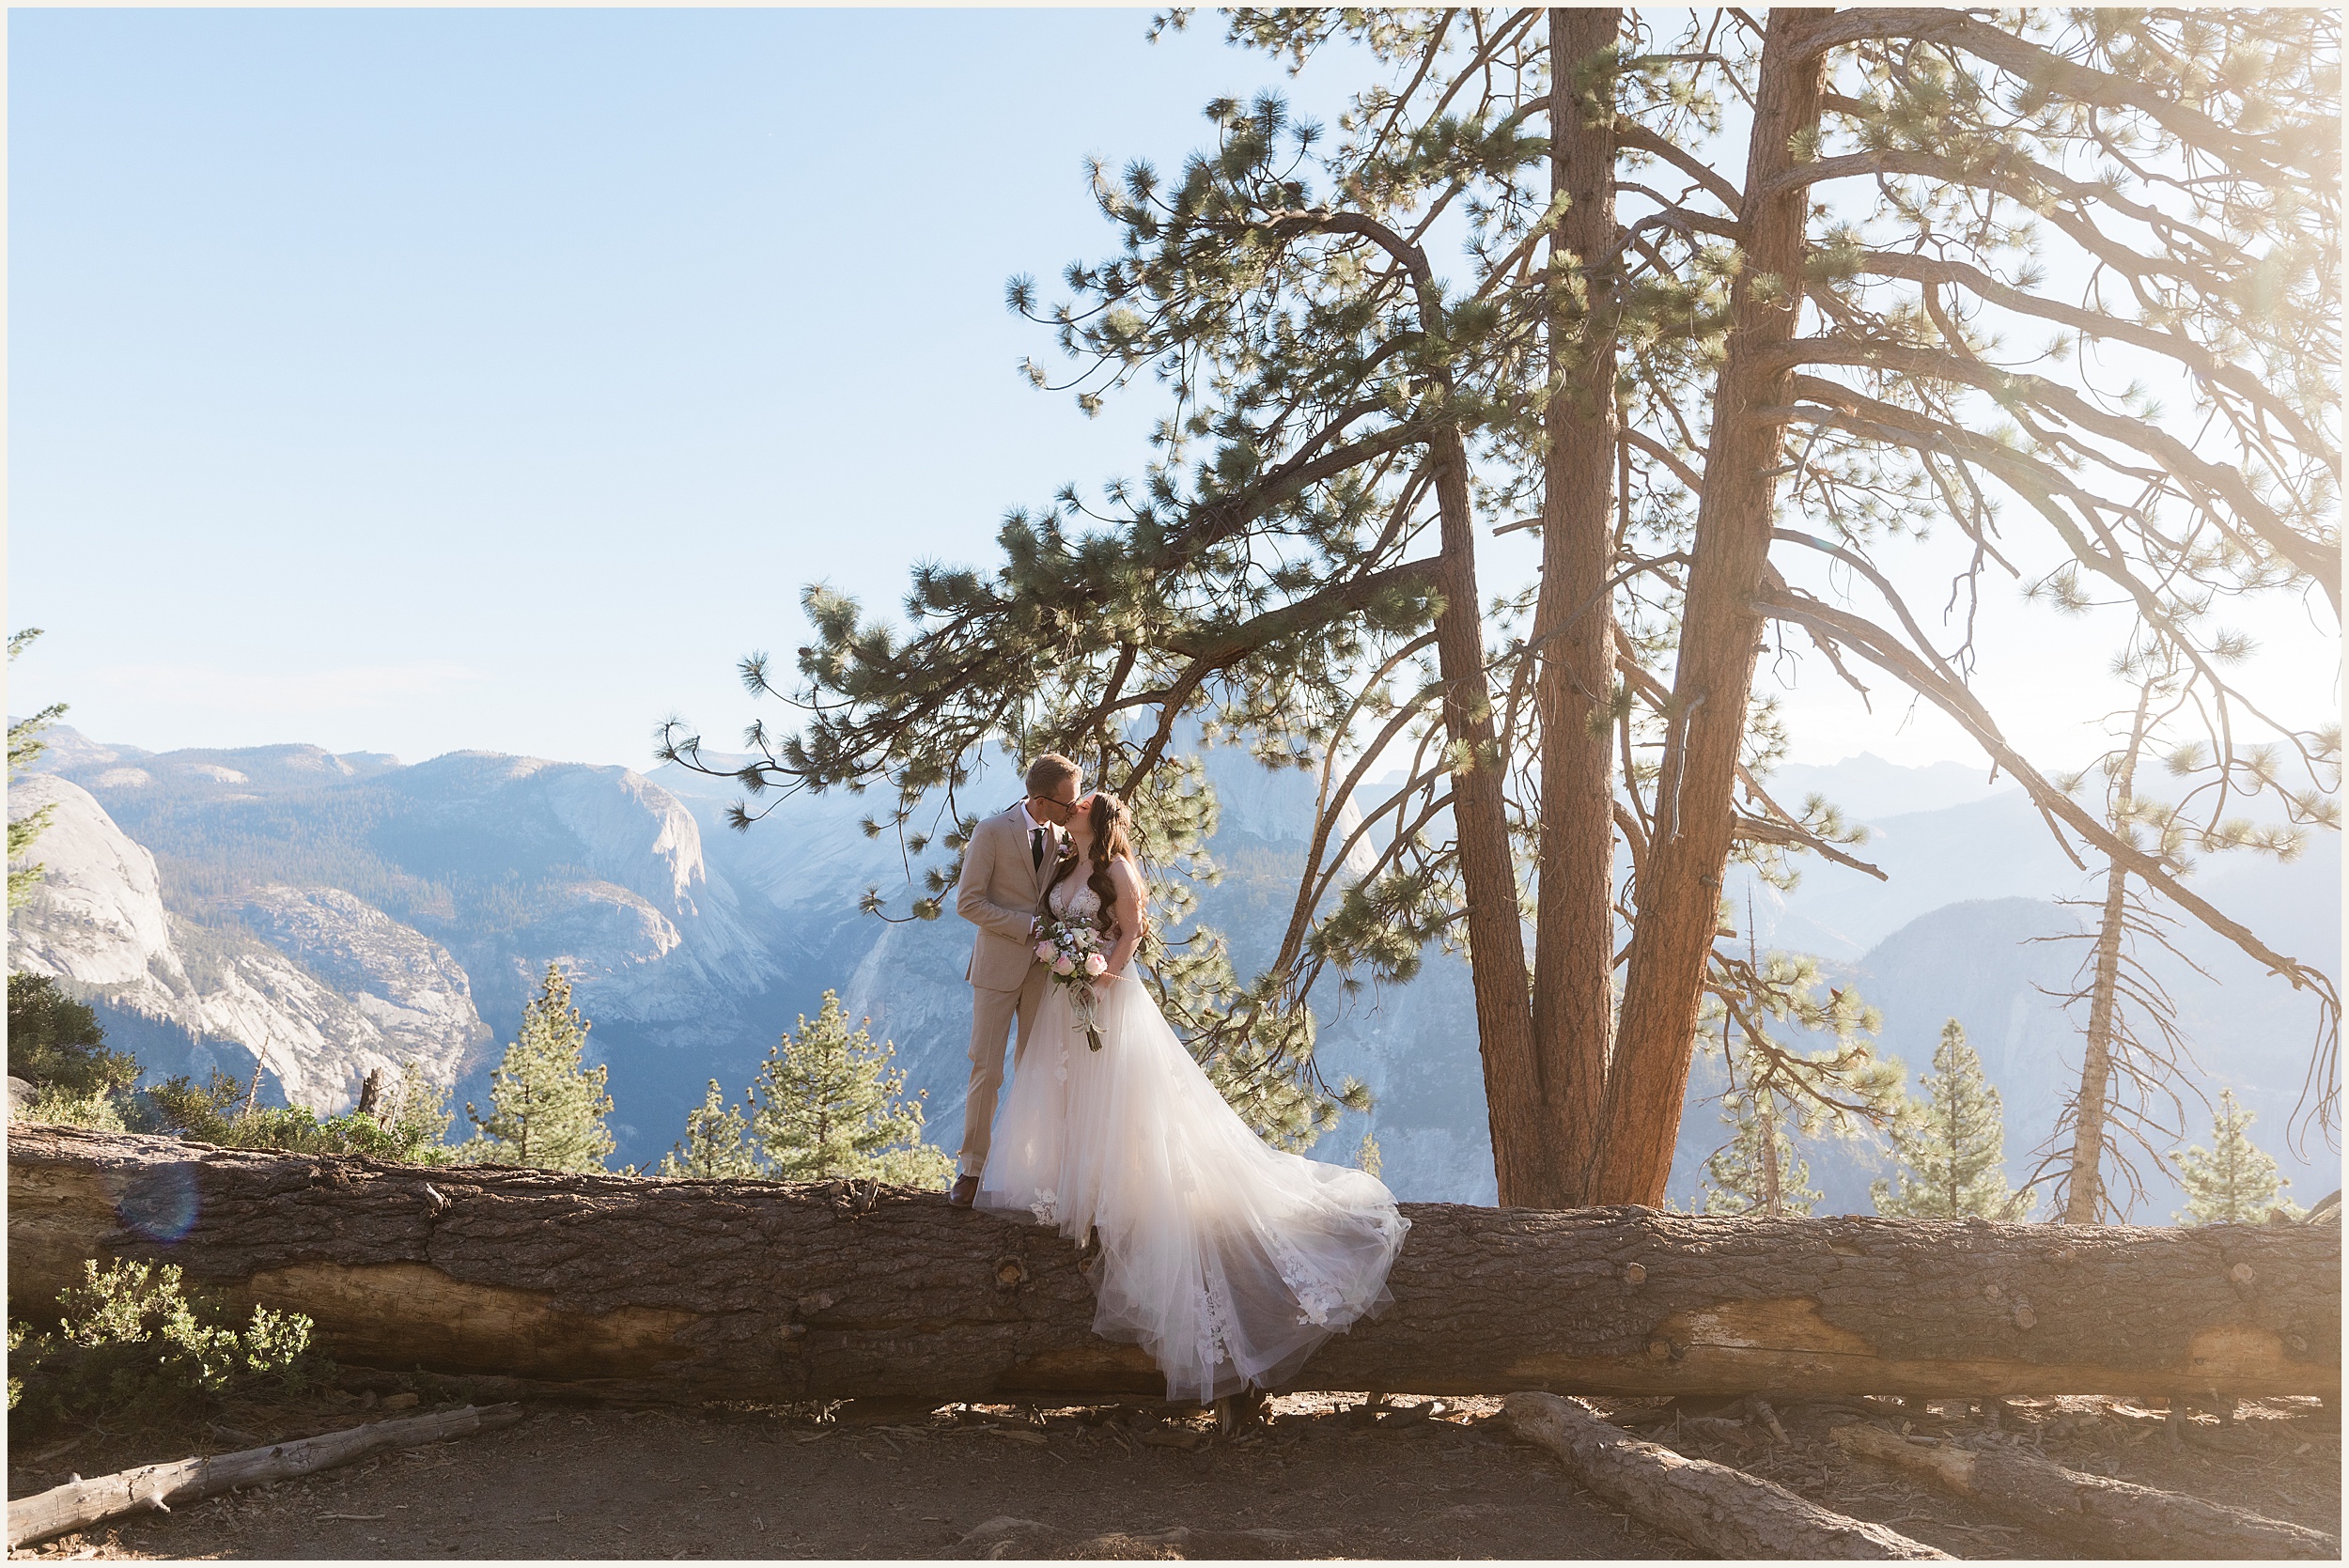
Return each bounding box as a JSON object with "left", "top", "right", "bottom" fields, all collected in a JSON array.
[{"left": 949, "top": 1174, "right": 979, "bottom": 1209}]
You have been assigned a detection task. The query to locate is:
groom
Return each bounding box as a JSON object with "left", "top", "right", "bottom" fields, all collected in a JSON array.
[{"left": 947, "top": 752, "right": 1082, "bottom": 1208}]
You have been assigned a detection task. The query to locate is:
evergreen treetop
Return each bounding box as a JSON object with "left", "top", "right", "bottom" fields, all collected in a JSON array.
[
  {"left": 1703, "top": 1084, "right": 1823, "bottom": 1219},
  {"left": 2174, "top": 1089, "right": 2303, "bottom": 1225},
  {"left": 463, "top": 963, "right": 614, "bottom": 1173},
  {"left": 1874, "top": 1018, "right": 2029, "bottom": 1220},
  {"left": 658, "top": 1079, "right": 760, "bottom": 1181},
  {"left": 747, "top": 992, "right": 955, "bottom": 1188}
]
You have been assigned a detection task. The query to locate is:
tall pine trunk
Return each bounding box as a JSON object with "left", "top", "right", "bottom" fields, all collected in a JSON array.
[
  {"left": 1431, "top": 422, "right": 1543, "bottom": 1206},
  {"left": 1530, "top": 6, "right": 1624, "bottom": 1206},
  {"left": 1594, "top": 9, "right": 1831, "bottom": 1205},
  {"left": 2065, "top": 681, "right": 2155, "bottom": 1223}
]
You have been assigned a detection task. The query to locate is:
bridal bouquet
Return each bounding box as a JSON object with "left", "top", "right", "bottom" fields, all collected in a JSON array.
[{"left": 1034, "top": 918, "right": 1111, "bottom": 1050}]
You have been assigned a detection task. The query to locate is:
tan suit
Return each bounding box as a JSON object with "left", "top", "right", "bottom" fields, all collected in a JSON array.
[{"left": 956, "top": 803, "right": 1063, "bottom": 1175}]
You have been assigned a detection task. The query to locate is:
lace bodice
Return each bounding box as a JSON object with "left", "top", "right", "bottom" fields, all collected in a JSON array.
[{"left": 1048, "top": 874, "right": 1104, "bottom": 923}]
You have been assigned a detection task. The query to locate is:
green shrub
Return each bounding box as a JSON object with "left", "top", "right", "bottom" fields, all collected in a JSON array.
[
  {"left": 8, "top": 1259, "right": 326, "bottom": 1432},
  {"left": 138, "top": 1067, "right": 249, "bottom": 1141},
  {"left": 19, "top": 1082, "right": 130, "bottom": 1131},
  {"left": 134, "top": 1062, "right": 459, "bottom": 1164}
]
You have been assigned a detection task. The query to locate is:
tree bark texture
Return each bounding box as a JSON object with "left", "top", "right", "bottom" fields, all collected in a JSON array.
[
  {"left": 2066, "top": 862, "right": 2129, "bottom": 1222},
  {"left": 1831, "top": 1421, "right": 2341, "bottom": 1559},
  {"left": 1505, "top": 1391, "right": 1951, "bottom": 1559},
  {"left": 7, "top": 1404, "right": 525, "bottom": 1549},
  {"left": 1531, "top": 5, "right": 1625, "bottom": 1208},
  {"left": 1599, "top": 8, "right": 1833, "bottom": 1205},
  {"left": 2067, "top": 682, "right": 2151, "bottom": 1223},
  {"left": 8, "top": 1128, "right": 2338, "bottom": 1405},
  {"left": 1429, "top": 422, "right": 1545, "bottom": 1210}
]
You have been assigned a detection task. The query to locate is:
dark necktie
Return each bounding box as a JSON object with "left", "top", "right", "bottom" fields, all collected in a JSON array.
[{"left": 1031, "top": 826, "right": 1046, "bottom": 870}]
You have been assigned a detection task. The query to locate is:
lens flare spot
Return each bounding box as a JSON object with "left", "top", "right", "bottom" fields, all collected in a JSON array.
[{"left": 117, "top": 1162, "right": 200, "bottom": 1242}]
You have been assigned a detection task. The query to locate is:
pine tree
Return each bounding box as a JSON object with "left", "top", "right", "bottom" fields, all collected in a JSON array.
[
  {"left": 462, "top": 964, "right": 614, "bottom": 1172},
  {"left": 664, "top": 10, "right": 2341, "bottom": 1204},
  {"left": 1354, "top": 1130, "right": 1382, "bottom": 1181},
  {"left": 657, "top": 1079, "right": 759, "bottom": 1180},
  {"left": 1874, "top": 1019, "right": 2029, "bottom": 1220},
  {"left": 746, "top": 992, "right": 954, "bottom": 1188},
  {"left": 1701, "top": 948, "right": 1899, "bottom": 1219},
  {"left": 1703, "top": 1083, "right": 1821, "bottom": 1219},
  {"left": 8, "top": 629, "right": 69, "bottom": 911},
  {"left": 2032, "top": 627, "right": 2315, "bottom": 1223},
  {"left": 2174, "top": 1090, "right": 2303, "bottom": 1225}
]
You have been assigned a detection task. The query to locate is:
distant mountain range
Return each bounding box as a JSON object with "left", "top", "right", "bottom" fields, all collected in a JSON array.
[{"left": 9, "top": 725, "right": 2338, "bottom": 1218}]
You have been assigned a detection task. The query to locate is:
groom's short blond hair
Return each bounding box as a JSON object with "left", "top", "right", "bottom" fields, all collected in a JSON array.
[{"left": 1025, "top": 753, "right": 1081, "bottom": 798}]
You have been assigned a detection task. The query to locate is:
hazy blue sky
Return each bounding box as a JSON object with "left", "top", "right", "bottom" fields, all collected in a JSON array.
[{"left": 9, "top": 8, "right": 2336, "bottom": 780}]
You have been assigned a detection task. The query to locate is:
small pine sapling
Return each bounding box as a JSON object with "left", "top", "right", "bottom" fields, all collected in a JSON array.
[
  {"left": 463, "top": 963, "right": 614, "bottom": 1172},
  {"left": 747, "top": 991, "right": 954, "bottom": 1187},
  {"left": 1874, "top": 1018, "right": 2030, "bottom": 1219},
  {"left": 2174, "top": 1089, "right": 2305, "bottom": 1225}
]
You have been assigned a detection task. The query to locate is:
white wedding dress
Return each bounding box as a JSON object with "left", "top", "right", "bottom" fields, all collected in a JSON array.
[{"left": 976, "top": 875, "right": 1410, "bottom": 1403}]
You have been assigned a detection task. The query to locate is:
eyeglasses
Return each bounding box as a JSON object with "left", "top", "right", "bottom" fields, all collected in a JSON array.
[{"left": 1028, "top": 795, "right": 1079, "bottom": 823}]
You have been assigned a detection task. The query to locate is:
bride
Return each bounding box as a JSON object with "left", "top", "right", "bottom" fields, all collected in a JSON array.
[{"left": 976, "top": 790, "right": 1410, "bottom": 1403}]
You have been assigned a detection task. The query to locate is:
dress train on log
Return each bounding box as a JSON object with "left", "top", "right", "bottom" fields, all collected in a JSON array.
[{"left": 977, "top": 924, "right": 1408, "bottom": 1402}]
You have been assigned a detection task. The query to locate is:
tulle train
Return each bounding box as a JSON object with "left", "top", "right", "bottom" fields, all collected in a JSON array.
[{"left": 975, "top": 971, "right": 1409, "bottom": 1403}]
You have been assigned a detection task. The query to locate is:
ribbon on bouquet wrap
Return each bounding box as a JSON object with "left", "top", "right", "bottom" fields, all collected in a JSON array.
[{"left": 1071, "top": 983, "right": 1104, "bottom": 1052}]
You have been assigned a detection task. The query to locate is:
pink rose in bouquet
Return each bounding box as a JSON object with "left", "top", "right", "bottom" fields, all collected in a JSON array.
[{"left": 1035, "top": 916, "right": 1109, "bottom": 1050}]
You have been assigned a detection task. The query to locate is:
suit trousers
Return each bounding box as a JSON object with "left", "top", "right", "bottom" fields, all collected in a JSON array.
[{"left": 959, "top": 963, "right": 1051, "bottom": 1176}]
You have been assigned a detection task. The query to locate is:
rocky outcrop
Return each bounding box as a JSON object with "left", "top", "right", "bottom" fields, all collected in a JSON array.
[
  {"left": 229, "top": 886, "right": 492, "bottom": 1090},
  {"left": 6, "top": 774, "right": 177, "bottom": 987},
  {"left": 388, "top": 753, "right": 784, "bottom": 1028},
  {"left": 8, "top": 774, "right": 486, "bottom": 1111}
]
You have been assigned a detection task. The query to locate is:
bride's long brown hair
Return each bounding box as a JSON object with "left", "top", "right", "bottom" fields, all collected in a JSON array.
[{"left": 1043, "top": 791, "right": 1145, "bottom": 942}]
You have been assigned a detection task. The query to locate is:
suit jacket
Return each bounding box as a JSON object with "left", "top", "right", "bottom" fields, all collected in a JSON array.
[{"left": 958, "top": 804, "right": 1065, "bottom": 991}]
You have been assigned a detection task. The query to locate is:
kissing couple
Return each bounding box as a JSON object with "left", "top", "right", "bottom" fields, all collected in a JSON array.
[{"left": 946, "top": 752, "right": 1409, "bottom": 1404}]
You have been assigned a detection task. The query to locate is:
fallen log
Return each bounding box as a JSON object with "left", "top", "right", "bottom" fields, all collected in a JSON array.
[
  {"left": 6, "top": 1403, "right": 525, "bottom": 1549},
  {"left": 1503, "top": 1390, "right": 1948, "bottom": 1559},
  {"left": 7, "top": 1126, "right": 2338, "bottom": 1403},
  {"left": 1830, "top": 1422, "right": 2340, "bottom": 1560}
]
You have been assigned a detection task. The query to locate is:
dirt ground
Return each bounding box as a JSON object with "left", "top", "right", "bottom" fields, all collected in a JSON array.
[{"left": 8, "top": 1385, "right": 2340, "bottom": 1560}]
